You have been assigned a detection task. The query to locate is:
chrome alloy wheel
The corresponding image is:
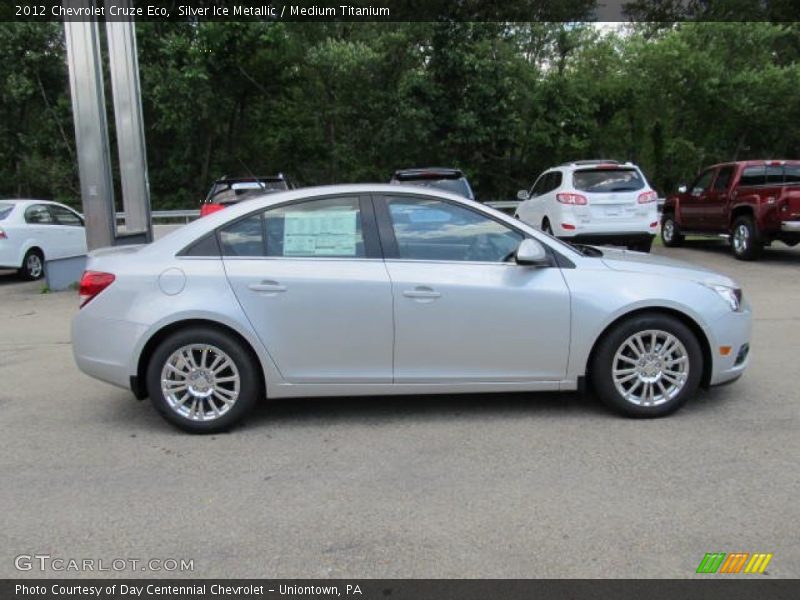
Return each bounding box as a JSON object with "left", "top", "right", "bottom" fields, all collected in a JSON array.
[
  {"left": 160, "top": 344, "right": 240, "bottom": 421},
  {"left": 27, "top": 253, "right": 43, "bottom": 278},
  {"left": 662, "top": 219, "right": 675, "bottom": 243},
  {"left": 611, "top": 330, "right": 689, "bottom": 407},
  {"left": 732, "top": 223, "right": 749, "bottom": 255}
]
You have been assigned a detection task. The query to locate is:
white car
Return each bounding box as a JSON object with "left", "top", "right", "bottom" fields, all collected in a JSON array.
[
  {"left": 0, "top": 199, "right": 87, "bottom": 280},
  {"left": 516, "top": 160, "right": 660, "bottom": 252},
  {"left": 71, "top": 184, "right": 751, "bottom": 433}
]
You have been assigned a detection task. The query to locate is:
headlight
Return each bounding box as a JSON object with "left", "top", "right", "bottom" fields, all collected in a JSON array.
[{"left": 707, "top": 284, "right": 743, "bottom": 312}]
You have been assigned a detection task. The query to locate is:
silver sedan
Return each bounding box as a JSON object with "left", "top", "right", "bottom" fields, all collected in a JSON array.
[{"left": 72, "top": 185, "right": 751, "bottom": 433}]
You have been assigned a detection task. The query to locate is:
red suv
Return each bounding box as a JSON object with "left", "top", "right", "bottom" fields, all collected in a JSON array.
[{"left": 661, "top": 160, "right": 800, "bottom": 260}]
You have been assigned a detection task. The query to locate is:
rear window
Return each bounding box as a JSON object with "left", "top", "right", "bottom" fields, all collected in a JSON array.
[
  {"left": 572, "top": 168, "right": 644, "bottom": 193},
  {"left": 0, "top": 202, "right": 13, "bottom": 220},
  {"left": 397, "top": 178, "right": 473, "bottom": 199},
  {"left": 785, "top": 165, "right": 800, "bottom": 184},
  {"left": 208, "top": 180, "right": 288, "bottom": 204}
]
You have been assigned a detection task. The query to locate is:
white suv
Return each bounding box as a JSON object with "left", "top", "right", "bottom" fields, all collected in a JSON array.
[{"left": 515, "top": 160, "right": 659, "bottom": 252}]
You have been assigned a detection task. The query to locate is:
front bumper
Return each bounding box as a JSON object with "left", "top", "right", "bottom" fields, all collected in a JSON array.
[{"left": 706, "top": 304, "right": 752, "bottom": 387}]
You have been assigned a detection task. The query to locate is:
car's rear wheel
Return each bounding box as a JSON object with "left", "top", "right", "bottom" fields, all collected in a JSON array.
[
  {"left": 661, "top": 215, "right": 683, "bottom": 247},
  {"left": 730, "top": 215, "right": 763, "bottom": 261},
  {"left": 591, "top": 313, "right": 702, "bottom": 418},
  {"left": 19, "top": 248, "right": 44, "bottom": 281},
  {"left": 146, "top": 327, "right": 260, "bottom": 433}
]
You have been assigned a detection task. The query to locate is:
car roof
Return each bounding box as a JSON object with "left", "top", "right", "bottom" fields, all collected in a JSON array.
[{"left": 392, "top": 167, "right": 465, "bottom": 180}]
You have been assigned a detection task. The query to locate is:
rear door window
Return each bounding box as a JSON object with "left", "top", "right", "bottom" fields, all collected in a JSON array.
[
  {"left": 0, "top": 202, "right": 13, "bottom": 220},
  {"left": 573, "top": 168, "right": 644, "bottom": 193},
  {"left": 219, "top": 196, "right": 367, "bottom": 259},
  {"left": 739, "top": 166, "right": 766, "bottom": 187}
]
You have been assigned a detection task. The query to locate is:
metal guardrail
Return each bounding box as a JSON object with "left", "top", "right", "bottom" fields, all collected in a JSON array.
[
  {"left": 117, "top": 201, "right": 522, "bottom": 224},
  {"left": 116, "top": 209, "right": 200, "bottom": 224}
]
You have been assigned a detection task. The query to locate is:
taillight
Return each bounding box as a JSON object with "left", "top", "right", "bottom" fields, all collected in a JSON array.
[
  {"left": 200, "top": 203, "right": 224, "bottom": 217},
  {"left": 561, "top": 223, "right": 576, "bottom": 230},
  {"left": 638, "top": 191, "right": 658, "bottom": 204},
  {"left": 556, "top": 193, "right": 588, "bottom": 205},
  {"left": 79, "top": 271, "right": 115, "bottom": 307},
  {"left": 0, "top": 227, "right": 6, "bottom": 239}
]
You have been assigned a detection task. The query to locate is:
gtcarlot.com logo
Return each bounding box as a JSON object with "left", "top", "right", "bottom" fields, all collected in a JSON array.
[
  {"left": 14, "top": 554, "right": 194, "bottom": 573},
  {"left": 696, "top": 552, "right": 773, "bottom": 574}
]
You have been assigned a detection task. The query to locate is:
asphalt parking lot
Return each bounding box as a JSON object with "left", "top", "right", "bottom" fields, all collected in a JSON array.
[{"left": 1, "top": 237, "right": 798, "bottom": 579}]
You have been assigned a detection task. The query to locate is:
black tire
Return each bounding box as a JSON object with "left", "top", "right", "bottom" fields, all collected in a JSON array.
[
  {"left": 627, "top": 238, "right": 653, "bottom": 253},
  {"left": 730, "top": 215, "right": 763, "bottom": 261},
  {"left": 661, "top": 214, "right": 683, "bottom": 247},
  {"left": 542, "top": 218, "right": 554, "bottom": 235},
  {"left": 18, "top": 248, "right": 44, "bottom": 281},
  {"left": 590, "top": 313, "right": 703, "bottom": 418},
  {"left": 146, "top": 327, "right": 261, "bottom": 433}
]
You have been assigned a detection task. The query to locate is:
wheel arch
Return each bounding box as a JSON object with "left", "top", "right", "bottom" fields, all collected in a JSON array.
[
  {"left": 584, "top": 307, "right": 713, "bottom": 391},
  {"left": 20, "top": 244, "right": 44, "bottom": 267},
  {"left": 133, "top": 318, "right": 267, "bottom": 400},
  {"left": 730, "top": 203, "right": 755, "bottom": 226}
]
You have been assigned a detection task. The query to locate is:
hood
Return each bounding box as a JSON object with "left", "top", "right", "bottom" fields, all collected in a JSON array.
[{"left": 600, "top": 247, "right": 738, "bottom": 288}]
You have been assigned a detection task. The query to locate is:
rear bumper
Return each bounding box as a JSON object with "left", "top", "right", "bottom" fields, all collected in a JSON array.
[
  {"left": 780, "top": 221, "right": 800, "bottom": 232},
  {"left": 72, "top": 310, "right": 145, "bottom": 391},
  {"left": 559, "top": 232, "right": 656, "bottom": 246}
]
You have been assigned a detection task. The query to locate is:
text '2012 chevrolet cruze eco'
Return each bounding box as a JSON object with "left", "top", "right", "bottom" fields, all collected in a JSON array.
[{"left": 72, "top": 185, "right": 751, "bottom": 433}]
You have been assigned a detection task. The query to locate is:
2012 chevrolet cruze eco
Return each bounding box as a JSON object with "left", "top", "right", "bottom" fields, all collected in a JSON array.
[{"left": 72, "top": 185, "right": 751, "bottom": 433}]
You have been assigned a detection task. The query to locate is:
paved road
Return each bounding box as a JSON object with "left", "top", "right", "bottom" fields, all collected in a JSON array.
[{"left": 1, "top": 238, "right": 798, "bottom": 579}]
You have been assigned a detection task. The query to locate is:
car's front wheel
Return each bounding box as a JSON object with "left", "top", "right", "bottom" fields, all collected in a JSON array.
[
  {"left": 590, "top": 313, "right": 703, "bottom": 418},
  {"left": 19, "top": 248, "right": 44, "bottom": 280},
  {"left": 146, "top": 327, "right": 261, "bottom": 433}
]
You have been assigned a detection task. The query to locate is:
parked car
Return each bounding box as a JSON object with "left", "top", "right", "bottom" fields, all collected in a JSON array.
[
  {"left": 200, "top": 175, "right": 292, "bottom": 217},
  {"left": 515, "top": 160, "right": 659, "bottom": 252},
  {"left": 0, "top": 199, "right": 86, "bottom": 280},
  {"left": 390, "top": 167, "right": 475, "bottom": 200},
  {"left": 72, "top": 184, "right": 750, "bottom": 433},
  {"left": 661, "top": 160, "right": 800, "bottom": 260}
]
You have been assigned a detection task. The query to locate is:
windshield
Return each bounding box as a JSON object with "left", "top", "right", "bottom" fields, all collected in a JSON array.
[
  {"left": 399, "top": 178, "right": 473, "bottom": 199},
  {"left": 573, "top": 168, "right": 644, "bottom": 193},
  {"left": 0, "top": 202, "right": 14, "bottom": 220}
]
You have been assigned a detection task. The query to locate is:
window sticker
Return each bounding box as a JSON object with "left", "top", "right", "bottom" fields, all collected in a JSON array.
[{"left": 283, "top": 209, "right": 359, "bottom": 256}]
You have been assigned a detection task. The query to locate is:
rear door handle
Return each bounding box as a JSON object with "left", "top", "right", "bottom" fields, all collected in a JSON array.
[
  {"left": 402, "top": 286, "right": 441, "bottom": 300},
  {"left": 248, "top": 280, "right": 287, "bottom": 293}
]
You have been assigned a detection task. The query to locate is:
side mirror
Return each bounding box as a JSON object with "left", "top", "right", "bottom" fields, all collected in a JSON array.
[
  {"left": 677, "top": 184, "right": 687, "bottom": 194},
  {"left": 515, "top": 238, "right": 549, "bottom": 266},
  {"left": 517, "top": 189, "right": 529, "bottom": 201}
]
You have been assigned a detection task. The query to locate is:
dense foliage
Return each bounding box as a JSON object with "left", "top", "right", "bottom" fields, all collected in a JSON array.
[{"left": 1, "top": 21, "right": 799, "bottom": 209}]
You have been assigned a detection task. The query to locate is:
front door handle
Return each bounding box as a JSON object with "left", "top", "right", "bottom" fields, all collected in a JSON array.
[
  {"left": 402, "top": 286, "right": 441, "bottom": 300},
  {"left": 248, "top": 280, "right": 287, "bottom": 294}
]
